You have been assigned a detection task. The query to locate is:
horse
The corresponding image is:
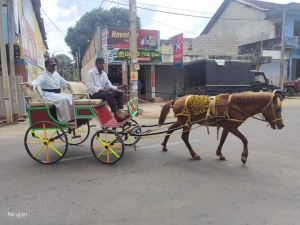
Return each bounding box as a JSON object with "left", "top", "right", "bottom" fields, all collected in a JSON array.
[{"left": 158, "top": 91, "right": 284, "bottom": 164}]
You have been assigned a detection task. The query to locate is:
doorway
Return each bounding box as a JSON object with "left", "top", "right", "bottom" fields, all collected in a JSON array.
[{"left": 296, "top": 59, "right": 300, "bottom": 79}]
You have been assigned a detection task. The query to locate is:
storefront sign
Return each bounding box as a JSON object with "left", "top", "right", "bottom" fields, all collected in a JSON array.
[
  {"left": 151, "top": 70, "right": 155, "bottom": 88},
  {"left": 173, "top": 33, "right": 183, "bottom": 69},
  {"left": 107, "top": 48, "right": 162, "bottom": 63},
  {"left": 131, "top": 72, "right": 138, "bottom": 81},
  {"left": 19, "top": 11, "right": 37, "bottom": 65},
  {"left": 106, "top": 27, "right": 159, "bottom": 49},
  {"left": 37, "top": 48, "right": 45, "bottom": 69},
  {"left": 122, "top": 60, "right": 128, "bottom": 85}
]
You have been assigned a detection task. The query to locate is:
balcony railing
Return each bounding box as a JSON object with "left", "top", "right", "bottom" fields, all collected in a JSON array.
[{"left": 285, "top": 36, "right": 300, "bottom": 48}]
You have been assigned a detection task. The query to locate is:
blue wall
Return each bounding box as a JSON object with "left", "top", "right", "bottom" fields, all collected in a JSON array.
[{"left": 285, "top": 18, "right": 294, "bottom": 37}]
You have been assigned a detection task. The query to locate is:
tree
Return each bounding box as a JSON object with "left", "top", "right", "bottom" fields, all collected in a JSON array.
[
  {"left": 65, "top": 7, "right": 142, "bottom": 59},
  {"left": 55, "top": 54, "right": 74, "bottom": 81}
]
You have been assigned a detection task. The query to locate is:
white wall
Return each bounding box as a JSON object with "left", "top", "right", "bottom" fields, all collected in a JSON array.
[
  {"left": 208, "top": 1, "right": 275, "bottom": 45},
  {"left": 81, "top": 53, "right": 97, "bottom": 83}
]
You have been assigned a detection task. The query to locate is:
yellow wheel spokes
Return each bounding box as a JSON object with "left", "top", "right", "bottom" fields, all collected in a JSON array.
[
  {"left": 29, "top": 128, "right": 64, "bottom": 159},
  {"left": 33, "top": 144, "right": 45, "bottom": 158},
  {"left": 48, "top": 144, "right": 63, "bottom": 157},
  {"left": 93, "top": 132, "right": 122, "bottom": 161}
]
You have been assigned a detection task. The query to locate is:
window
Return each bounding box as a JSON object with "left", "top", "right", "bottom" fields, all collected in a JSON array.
[
  {"left": 275, "top": 23, "right": 282, "bottom": 38},
  {"left": 255, "top": 74, "right": 266, "bottom": 83},
  {"left": 294, "top": 21, "right": 300, "bottom": 36},
  {"left": 188, "top": 41, "right": 192, "bottom": 50}
]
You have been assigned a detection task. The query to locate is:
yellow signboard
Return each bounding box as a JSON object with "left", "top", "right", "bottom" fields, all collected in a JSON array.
[{"left": 131, "top": 72, "right": 138, "bottom": 81}]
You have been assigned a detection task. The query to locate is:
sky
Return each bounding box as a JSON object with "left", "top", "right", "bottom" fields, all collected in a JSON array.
[{"left": 40, "top": 0, "right": 296, "bottom": 58}]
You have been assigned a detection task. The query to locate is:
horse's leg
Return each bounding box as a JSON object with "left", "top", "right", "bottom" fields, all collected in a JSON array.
[
  {"left": 181, "top": 126, "right": 201, "bottom": 160},
  {"left": 161, "top": 120, "right": 182, "bottom": 151},
  {"left": 228, "top": 127, "right": 248, "bottom": 164},
  {"left": 216, "top": 128, "right": 229, "bottom": 160}
]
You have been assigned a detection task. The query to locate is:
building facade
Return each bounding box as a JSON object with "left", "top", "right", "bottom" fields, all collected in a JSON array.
[
  {"left": 200, "top": 0, "right": 300, "bottom": 84},
  {"left": 0, "top": 0, "right": 48, "bottom": 122}
]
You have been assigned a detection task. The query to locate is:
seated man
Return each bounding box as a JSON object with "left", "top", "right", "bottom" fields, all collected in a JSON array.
[
  {"left": 86, "top": 57, "right": 127, "bottom": 122},
  {"left": 24, "top": 59, "right": 74, "bottom": 122}
]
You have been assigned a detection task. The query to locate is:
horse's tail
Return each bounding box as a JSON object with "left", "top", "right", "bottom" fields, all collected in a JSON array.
[{"left": 158, "top": 100, "right": 175, "bottom": 127}]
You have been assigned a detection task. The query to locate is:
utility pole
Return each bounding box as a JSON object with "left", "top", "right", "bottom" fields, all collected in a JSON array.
[
  {"left": 78, "top": 46, "right": 81, "bottom": 81},
  {"left": 8, "top": 0, "right": 18, "bottom": 123},
  {"left": 0, "top": 0, "right": 12, "bottom": 123},
  {"left": 129, "top": 0, "right": 138, "bottom": 109},
  {"left": 279, "top": 8, "right": 286, "bottom": 88},
  {"left": 260, "top": 32, "right": 265, "bottom": 57},
  {"left": 76, "top": 52, "right": 80, "bottom": 81}
]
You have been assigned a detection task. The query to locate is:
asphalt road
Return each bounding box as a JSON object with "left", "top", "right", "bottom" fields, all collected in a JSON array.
[{"left": 0, "top": 103, "right": 299, "bottom": 225}]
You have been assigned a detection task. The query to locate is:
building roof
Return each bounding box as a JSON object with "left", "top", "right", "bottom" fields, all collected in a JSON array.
[
  {"left": 265, "top": 2, "right": 300, "bottom": 19},
  {"left": 201, "top": 0, "right": 283, "bottom": 35}
]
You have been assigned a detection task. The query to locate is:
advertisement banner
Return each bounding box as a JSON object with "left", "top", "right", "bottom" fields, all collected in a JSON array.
[
  {"left": 22, "top": 0, "right": 35, "bottom": 31},
  {"left": 173, "top": 33, "right": 183, "bottom": 69},
  {"left": 37, "top": 48, "right": 45, "bottom": 69},
  {"left": 106, "top": 27, "right": 159, "bottom": 49},
  {"left": 19, "top": 11, "right": 37, "bottom": 65},
  {"left": 107, "top": 48, "right": 162, "bottom": 63}
]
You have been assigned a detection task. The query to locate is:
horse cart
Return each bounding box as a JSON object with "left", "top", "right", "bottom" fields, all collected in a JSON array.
[
  {"left": 21, "top": 82, "right": 142, "bottom": 165},
  {"left": 21, "top": 81, "right": 284, "bottom": 165}
]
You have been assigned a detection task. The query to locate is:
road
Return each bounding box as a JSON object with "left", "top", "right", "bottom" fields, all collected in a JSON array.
[{"left": 0, "top": 102, "right": 299, "bottom": 225}]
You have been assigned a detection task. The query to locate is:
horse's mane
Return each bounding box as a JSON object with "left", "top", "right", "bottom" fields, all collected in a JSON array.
[{"left": 230, "top": 92, "right": 272, "bottom": 105}]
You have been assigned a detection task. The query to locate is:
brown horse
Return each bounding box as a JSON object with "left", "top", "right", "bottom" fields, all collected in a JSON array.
[{"left": 158, "top": 91, "right": 284, "bottom": 164}]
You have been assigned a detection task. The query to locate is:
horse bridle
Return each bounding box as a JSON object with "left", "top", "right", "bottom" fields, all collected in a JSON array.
[{"left": 260, "top": 94, "right": 282, "bottom": 126}]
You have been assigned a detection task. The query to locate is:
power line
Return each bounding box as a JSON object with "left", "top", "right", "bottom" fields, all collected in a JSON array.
[
  {"left": 137, "top": 13, "right": 198, "bottom": 36},
  {"left": 98, "top": 0, "right": 266, "bottom": 21},
  {"left": 105, "top": 0, "right": 113, "bottom": 10},
  {"left": 100, "top": 0, "right": 105, "bottom": 8},
  {"left": 57, "top": 2, "right": 82, "bottom": 15},
  {"left": 41, "top": 8, "right": 65, "bottom": 36},
  {"left": 43, "top": 18, "right": 65, "bottom": 41}
]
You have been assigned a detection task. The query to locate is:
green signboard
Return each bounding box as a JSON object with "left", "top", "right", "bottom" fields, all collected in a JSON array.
[{"left": 108, "top": 48, "right": 162, "bottom": 63}]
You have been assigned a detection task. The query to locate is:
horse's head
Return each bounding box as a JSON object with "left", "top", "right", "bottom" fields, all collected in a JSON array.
[{"left": 261, "top": 94, "right": 284, "bottom": 130}]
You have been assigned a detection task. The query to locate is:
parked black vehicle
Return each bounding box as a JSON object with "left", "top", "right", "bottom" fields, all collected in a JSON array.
[{"left": 178, "top": 59, "right": 285, "bottom": 100}]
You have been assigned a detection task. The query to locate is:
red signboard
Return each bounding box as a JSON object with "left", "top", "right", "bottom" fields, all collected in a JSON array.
[
  {"left": 106, "top": 27, "right": 159, "bottom": 49},
  {"left": 173, "top": 33, "right": 183, "bottom": 69},
  {"left": 151, "top": 70, "right": 155, "bottom": 87}
]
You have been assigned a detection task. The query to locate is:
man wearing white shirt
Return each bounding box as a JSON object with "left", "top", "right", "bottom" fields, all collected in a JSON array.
[
  {"left": 23, "top": 59, "right": 74, "bottom": 122},
  {"left": 86, "top": 57, "right": 127, "bottom": 122}
]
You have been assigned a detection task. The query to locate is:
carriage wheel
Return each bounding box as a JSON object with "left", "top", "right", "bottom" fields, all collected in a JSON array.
[
  {"left": 58, "top": 122, "right": 90, "bottom": 145},
  {"left": 116, "top": 119, "right": 141, "bottom": 146},
  {"left": 24, "top": 121, "right": 68, "bottom": 164},
  {"left": 90, "top": 129, "right": 124, "bottom": 164}
]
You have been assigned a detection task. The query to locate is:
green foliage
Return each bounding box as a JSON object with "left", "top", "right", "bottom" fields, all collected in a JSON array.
[
  {"left": 55, "top": 54, "right": 75, "bottom": 81},
  {"left": 65, "top": 7, "right": 141, "bottom": 60}
]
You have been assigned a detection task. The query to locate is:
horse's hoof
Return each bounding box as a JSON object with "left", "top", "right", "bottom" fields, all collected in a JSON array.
[
  {"left": 194, "top": 155, "right": 201, "bottom": 160},
  {"left": 241, "top": 157, "right": 247, "bottom": 164},
  {"left": 219, "top": 156, "right": 227, "bottom": 161},
  {"left": 162, "top": 148, "right": 168, "bottom": 152}
]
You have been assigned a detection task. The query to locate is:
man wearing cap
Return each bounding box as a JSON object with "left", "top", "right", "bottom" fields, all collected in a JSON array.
[
  {"left": 86, "top": 57, "right": 127, "bottom": 122},
  {"left": 23, "top": 59, "right": 74, "bottom": 122}
]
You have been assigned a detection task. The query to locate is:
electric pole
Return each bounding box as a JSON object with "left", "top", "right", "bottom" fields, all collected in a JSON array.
[
  {"left": 78, "top": 46, "right": 81, "bottom": 81},
  {"left": 0, "top": 0, "right": 12, "bottom": 123},
  {"left": 129, "top": 0, "right": 138, "bottom": 109},
  {"left": 279, "top": 8, "right": 286, "bottom": 88},
  {"left": 8, "top": 0, "right": 18, "bottom": 123}
]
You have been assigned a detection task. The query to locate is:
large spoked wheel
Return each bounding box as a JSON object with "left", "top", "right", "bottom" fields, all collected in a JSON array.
[
  {"left": 116, "top": 119, "right": 141, "bottom": 146},
  {"left": 24, "top": 121, "right": 68, "bottom": 164},
  {"left": 58, "top": 121, "right": 90, "bottom": 145},
  {"left": 90, "top": 129, "right": 124, "bottom": 164}
]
